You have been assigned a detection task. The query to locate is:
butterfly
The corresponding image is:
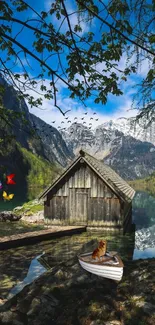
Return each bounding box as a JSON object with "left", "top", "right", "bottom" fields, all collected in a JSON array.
[
  {"left": 6, "top": 174, "right": 16, "bottom": 185},
  {"left": 0, "top": 181, "right": 2, "bottom": 189},
  {"left": 3, "top": 191, "right": 14, "bottom": 200}
]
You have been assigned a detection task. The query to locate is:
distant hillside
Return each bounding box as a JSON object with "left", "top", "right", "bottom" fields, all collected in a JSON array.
[
  {"left": 0, "top": 141, "right": 62, "bottom": 210},
  {"left": 129, "top": 172, "right": 155, "bottom": 197},
  {"left": 0, "top": 76, "right": 73, "bottom": 167}
]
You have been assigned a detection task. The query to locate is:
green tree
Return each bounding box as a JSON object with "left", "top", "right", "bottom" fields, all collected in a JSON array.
[{"left": 0, "top": 0, "right": 155, "bottom": 120}]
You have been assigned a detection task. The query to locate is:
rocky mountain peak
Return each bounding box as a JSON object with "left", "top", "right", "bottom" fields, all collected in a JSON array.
[
  {"left": 100, "top": 117, "right": 155, "bottom": 146},
  {"left": 61, "top": 122, "right": 155, "bottom": 179}
]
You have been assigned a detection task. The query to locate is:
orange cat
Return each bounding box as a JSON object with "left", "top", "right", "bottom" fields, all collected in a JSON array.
[{"left": 92, "top": 240, "right": 107, "bottom": 261}]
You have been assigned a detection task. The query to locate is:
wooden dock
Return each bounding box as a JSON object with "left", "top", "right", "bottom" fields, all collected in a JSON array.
[{"left": 0, "top": 226, "right": 86, "bottom": 250}]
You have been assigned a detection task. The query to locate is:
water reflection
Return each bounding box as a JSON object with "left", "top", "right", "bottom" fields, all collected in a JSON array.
[
  {"left": 0, "top": 186, "right": 44, "bottom": 212},
  {"left": 0, "top": 229, "right": 135, "bottom": 300},
  {"left": 132, "top": 191, "right": 155, "bottom": 229},
  {"left": 133, "top": 247, "right": 155, "bottom": 260},
  {"left": 7, "top": 253, "right": 46, "bottom": 299},
  {"left": 131, "top": 191, "right": 155, "bottom": 258},
  {"left": 0, "top": 191, "right": 155, "bottom": 300}
]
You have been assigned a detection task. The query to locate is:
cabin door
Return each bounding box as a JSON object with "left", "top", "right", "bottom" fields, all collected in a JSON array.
[{"left": 69, "top": 188, "right": 89, "bottom": 225}]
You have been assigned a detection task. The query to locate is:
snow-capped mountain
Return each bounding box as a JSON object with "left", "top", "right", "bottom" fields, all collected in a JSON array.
[
  {"left": 135, "top": 225, "right": 155, "bottom": 250},
  {"left": 61, "top": 123, "right": 124, "bottom": 159},
  {"left": 61, "top": 122, "right": 155, "bottom": 179},
  {"left": 101, "top": 117, "right": 155, "bottom": 146}
]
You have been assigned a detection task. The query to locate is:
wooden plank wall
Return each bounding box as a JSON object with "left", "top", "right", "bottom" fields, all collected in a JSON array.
[
  {"left": 50, "top": 164, "right": 117, "bottom": 198},
  {"left": 88, "top": 197, "right": 122, "bottom": 226},
  {"left": 44, "top": 162, "right": 126, "bottom": 227}
]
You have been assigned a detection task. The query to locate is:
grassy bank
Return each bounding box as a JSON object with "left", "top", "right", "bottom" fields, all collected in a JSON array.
[{"left": 13, "top": 200, "right": 43, "bottom": 215}]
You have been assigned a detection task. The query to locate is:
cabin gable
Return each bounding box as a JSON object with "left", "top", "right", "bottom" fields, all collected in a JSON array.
[
  {"left": 41, "top": 149, "right": 135, "bottom": 230},
  {"left": 46, "top": 161, "right": 119, "bottom": 200},
  {"left": 44, "top": 160, "right": 127, "bottom": 228}
]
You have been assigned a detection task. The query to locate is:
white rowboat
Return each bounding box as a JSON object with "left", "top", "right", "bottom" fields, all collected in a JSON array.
[{"left": 78, "top": 251, "right": 124, "bottom": 281}]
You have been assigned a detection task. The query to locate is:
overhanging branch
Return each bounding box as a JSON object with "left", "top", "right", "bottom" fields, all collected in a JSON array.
[{"left": 76, "top": 0, "right": 155, "bottom": 57}]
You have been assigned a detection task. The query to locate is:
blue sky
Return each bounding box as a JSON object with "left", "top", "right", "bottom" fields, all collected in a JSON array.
[{"left": 2, "top": 0, "right": 151, "bottom": 129}]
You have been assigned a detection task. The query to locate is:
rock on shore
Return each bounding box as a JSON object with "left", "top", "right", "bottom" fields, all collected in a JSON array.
[
  {"left": 0, "top": 211, "right": 21, "bottom": 222},
  {"left": 0, "top": 258, "right": 154, "bottom": 325}
]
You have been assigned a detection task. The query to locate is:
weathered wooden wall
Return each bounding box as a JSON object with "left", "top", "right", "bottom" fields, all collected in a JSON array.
[{"left": 44, "top": 161, "right": 131, "bottom": 228}]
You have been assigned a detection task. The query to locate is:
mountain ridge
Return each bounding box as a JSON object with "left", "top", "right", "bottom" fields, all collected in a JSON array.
[
  {"left": 0, "top": 76, "right": 73, "bottom": 167},
  {"left": 1, "top": 76, "right": 155, "bottom": 181},
  {"left": 60, "top": 122, "right": 155, "bottom": 179}
]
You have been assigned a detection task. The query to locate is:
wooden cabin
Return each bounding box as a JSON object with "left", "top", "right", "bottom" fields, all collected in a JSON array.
[{"left": 39, "top": 149, "right": 135, "bottom": 231}]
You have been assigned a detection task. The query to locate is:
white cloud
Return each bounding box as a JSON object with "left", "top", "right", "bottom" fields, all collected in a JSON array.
[
  {"left": 44, "top": 0, "right": 90, "bottom": 35},
  {"left": 26, "top": 77, "right": 138, "bottom": 131},
  {"left": 44, "top": 0, "right": 54, "bottom": 11},
  {"left": 137, "top": 57, "right": 151, "bottom": 78},
  {"left": 117, "top": 50, "right": 151, "bottom": 78},
  {"left": 7, "top": 68, "right": 139, "bottom": 131},
  {"left": 15, "top": 57, "right": 33, "bottom": 70}
]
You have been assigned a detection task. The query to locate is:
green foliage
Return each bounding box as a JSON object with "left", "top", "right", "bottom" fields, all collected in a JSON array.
[
  {"left": 0, "top": 134, "right": 62, "bottom": 205},
  {"left": 0, "top": 0, "right": 154, "bottom": 118},
  {"left": 18, "top": 145, "right": 62, "bottom": 199},
  {"left": 0, "top": 102, "right": 16, "bottom": 156},
  {"left": 129, "top": 172, "right": 155, "bottom": 197},
  {"left": 14, "top": 201, "right": 43, "bottom": 216},
  {"left": 0, "top": 93, "right": 36, "bottom": 153}
]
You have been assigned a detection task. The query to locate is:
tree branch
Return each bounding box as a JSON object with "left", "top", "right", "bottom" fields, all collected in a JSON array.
[
  {"left": 51, "top": 74, "right": 65, "bottom": 115},
  {"left": 76, "top": 0, "right": 155, "bottom": 57},
  {"left": 0, "top": 32, "right": 74, "bottom": 90},
  {"left": 0, "top": 16, "right": 75, "bottom": 52}
]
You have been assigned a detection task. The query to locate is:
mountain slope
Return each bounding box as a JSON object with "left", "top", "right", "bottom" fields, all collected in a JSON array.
[
  {"left": 0, "top": 76, "right": 73, "bottom": 167},
  {"left": 61, "top": 123, "right": 155, "bottom": 179},
  {"left": 104, "top": 135, "right": 155, "bottom": 179},
  {"left": 30, "top": 114, "right": 73, "bottom": 166},
  {"left": 0, "top": 76, "right": 71, "bottom": 208},
  {"left": 101, "top": 118, "right": 155, "bottom": 146},
  {"left": 1, "top": 76, "right": 155, "bottom": 183}
]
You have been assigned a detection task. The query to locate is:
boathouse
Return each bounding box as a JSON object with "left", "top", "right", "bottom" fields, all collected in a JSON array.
[{"left": 39, "top": 150, "right": 135, "bottom": 230}]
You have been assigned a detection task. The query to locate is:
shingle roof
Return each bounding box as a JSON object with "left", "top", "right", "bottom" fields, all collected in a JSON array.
[
  {"left": 39, "top": 149, "right": 135, "bottom": 201},
  {"left": 79, "top": 149, "right": 135, "bottom": 201}
]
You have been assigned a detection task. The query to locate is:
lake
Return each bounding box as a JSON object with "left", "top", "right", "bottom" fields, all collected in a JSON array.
[
  {"left": 0, "top": 186, "right": 43, "bottom": 212},
  {"left": 0, "top": 191, "right": 155, "bottom": 300}
]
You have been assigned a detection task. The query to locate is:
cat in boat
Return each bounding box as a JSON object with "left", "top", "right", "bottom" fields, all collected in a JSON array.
[{"left": 92, "top": 240, "right": 107, "bottom": 261}]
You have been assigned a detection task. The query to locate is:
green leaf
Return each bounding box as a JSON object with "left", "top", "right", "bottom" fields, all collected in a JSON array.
[
  {"left": 94, "top": 98, "right": 100, "bottom": 104},
  {"left": 121, "top": 76, "right": 127, "bottom": 81},
  {"left": 41, "top": 11, "right": 48, "bottom": 19},
  {"left": 149, "top": 35, "right": 155, "bottom": 44},
  {"left": 146, "top": 69, "right": 155, "bottom": 82}
]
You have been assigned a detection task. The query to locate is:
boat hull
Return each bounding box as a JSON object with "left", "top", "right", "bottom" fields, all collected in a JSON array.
[{"left": 78, "top": 252, "right": 124, "bottom": 281}]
